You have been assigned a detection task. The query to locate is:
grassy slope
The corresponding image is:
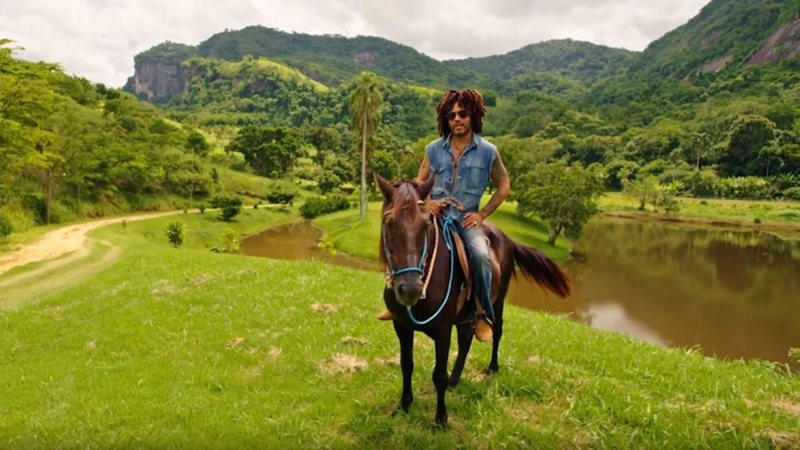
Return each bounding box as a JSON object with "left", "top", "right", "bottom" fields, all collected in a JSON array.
[
  {"left": 601, "top": 192, "right": 800, "bottom": 231},
  {"left": 0, "top": 205, "right": 798, "bottom": 448}
]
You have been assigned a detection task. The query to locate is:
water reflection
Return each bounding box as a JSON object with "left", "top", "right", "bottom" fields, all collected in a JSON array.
[
  {"left": 564, "top": 220, "right": 800, "bottom": 365},
  {"left": 240, "top": 219, "right": 800, "bottom": 365}
]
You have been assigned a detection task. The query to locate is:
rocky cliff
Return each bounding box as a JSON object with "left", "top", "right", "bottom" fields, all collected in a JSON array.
[{"left": 124, "top": 60, "right": 187, "bottom": 102}]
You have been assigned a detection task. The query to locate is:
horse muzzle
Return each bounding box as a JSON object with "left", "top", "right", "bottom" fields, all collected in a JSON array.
[{"left": 393, "top": 275, "right": 424, "bottom": 307}]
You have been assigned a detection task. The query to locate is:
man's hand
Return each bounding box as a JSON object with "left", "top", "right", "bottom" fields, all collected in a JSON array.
[
  {"left": 462, "top": 211, "right": 484, "bottom": 229},
  {"left": 425, "top": 199, "right": 446, "bottom": 215}
]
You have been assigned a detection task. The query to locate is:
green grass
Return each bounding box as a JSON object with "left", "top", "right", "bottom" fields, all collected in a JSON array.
[
  {"left": 313, "top": 201, "right": 571, "bottom": 262},
  {"left": 0, "top": 204, "right": 798, "bottom": 448},
  {"left": 600, "top": 192, "right": 800, "bottom": 230}
]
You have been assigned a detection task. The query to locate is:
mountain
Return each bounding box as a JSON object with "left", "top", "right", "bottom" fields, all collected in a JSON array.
[
  {"left": 633, "top": 0, "right": 800, "bottom": 79},
  {"left": 124, "top": 26, "right": 629, "bottom": 103},
  {"left": 587, "top": 0, "right": 800, "bottom": 122},
  {"left": 445, "top": 39, "right": 636, "bottom": 86},
  {"left": 125, "top": 26, "right": 480, "bottom": 102}
]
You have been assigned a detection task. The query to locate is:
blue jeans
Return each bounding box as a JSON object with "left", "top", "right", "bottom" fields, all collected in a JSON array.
[{"left": 460, "top": 225, "right": 495, "bottom": 323}]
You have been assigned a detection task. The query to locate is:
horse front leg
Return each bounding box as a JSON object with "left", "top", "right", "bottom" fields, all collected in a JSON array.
[
  {"left": 449, "top": 322, "right": 474, "bottom": 387},
  {"left": 392, "top": 321, "right": 414, "bottom": 415},
  {"left": 432, "top": 328, "right": 452, "bottom": 428}
]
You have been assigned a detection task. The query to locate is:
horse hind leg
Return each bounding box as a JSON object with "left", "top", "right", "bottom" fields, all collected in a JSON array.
[
  {"left": 448, "top": 322, "right": 474, "bottom": 388},
  {"left": 487, "top": 290, "right": 507, "bottom": 374}
]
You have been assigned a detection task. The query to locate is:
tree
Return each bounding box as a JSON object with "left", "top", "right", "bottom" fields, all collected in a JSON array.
[
  {"left": 623, "top": 175, "right": 660, "bottom": 210},
  {"left": 516, "top": 161, "right": 604, "bottom": 245},
  {"left": 226, "top": 126, "right": 302, "bottom": 178},
  {"left": 722, "top": 114, "right": 775, "bottom": 177},
  {"left": 348, "top": 72, "right": 382, "bottom": 222},
  {"left": 186, "top": 130, "right": 210, "bottom": 157}
]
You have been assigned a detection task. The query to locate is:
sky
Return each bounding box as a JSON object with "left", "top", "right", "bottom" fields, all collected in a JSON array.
[{"left": 1, "top": 0, "right": 710, "bottom": 87}]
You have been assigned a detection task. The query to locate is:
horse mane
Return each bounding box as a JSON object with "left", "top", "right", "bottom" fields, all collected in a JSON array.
[
  {"left": 379, "top": 179, "right": 424, "bottom": 271},
  {"left": 384, "top": 180, "right": 422, "bottom": 224}
]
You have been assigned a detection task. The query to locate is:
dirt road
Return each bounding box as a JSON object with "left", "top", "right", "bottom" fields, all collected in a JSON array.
[{"left": 0, "top": 211, "right": 179, "bottom": 275}]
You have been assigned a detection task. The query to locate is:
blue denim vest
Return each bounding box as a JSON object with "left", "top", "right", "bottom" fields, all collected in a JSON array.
[{"left": 426, "top": 134, "right": 497, "bottom": 218}]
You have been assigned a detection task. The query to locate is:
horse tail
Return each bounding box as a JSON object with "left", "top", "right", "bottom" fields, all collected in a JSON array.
[{"left": 511, "top": 241, "right": 571, "bottom": 298}]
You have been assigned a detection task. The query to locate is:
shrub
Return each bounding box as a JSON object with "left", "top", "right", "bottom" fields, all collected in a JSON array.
[
  {"left": 715, "top": 177, "right": 776, "bottom": 200},
  {"left": 210, "top": 227, "right": 240, "bottom": 253},
  {"left": 782, "top": 187, "right": 800, "bottom": 201},
  {"left": 686, "top": 169, "right": 720, "bottom": 198},
  {"left": 299, "top": 195, "right": 351, "bottom": 219},
  {"left": 210, "top": 195, "right": 242, "bottom": 221},
  {"left": 0, "top": 211, "right": 12, "bottom": 238},
  {"left": 266, "top": 181, "right": 298, "bottom": 205},
  {"left": 165, "top": 222, "right": 185, "bottom": 248}
]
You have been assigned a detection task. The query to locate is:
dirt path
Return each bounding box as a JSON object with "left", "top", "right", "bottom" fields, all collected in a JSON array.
[{"left": 0, "top": 211, "right": 179, "bottom": 275}]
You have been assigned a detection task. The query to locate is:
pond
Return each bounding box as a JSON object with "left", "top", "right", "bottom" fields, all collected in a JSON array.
[{"left": 240, "top": 219, "right": 800, "bottom": 366}]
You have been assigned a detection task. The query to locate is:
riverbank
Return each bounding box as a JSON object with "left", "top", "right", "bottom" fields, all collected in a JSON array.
[
  {"left": 0, "top": 210, "right": 798, "bottom": 448},
  {"left": 599, "top": 193, "right": 800, "bottom": 236}
]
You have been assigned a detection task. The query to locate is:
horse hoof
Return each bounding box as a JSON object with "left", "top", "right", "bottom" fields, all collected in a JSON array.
[
  {"left": 391, "top": 403, "right": 410, "bottom": 417},
  {"left": 483, "top": 366, "right": 499, "bottom": 375},
  {"left": 435, "top": 415, "right": 448, "bottom": 430}
]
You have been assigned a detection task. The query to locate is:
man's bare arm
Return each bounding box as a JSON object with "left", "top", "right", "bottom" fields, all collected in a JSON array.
[
  {"left": 478, "top": 154, "right": 510, "bottom": 220},
  {"left": 416, "top": 154, "right": 431, "bottom": 184}
]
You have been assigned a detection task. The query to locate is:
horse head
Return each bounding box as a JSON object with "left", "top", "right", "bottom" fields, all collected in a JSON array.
[{"left": 375, "top": 173, "right": 435, "bottom": 307}]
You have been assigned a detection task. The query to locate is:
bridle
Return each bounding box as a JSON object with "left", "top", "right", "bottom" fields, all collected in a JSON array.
[
  {"left": 381, "top": 201, "right": 433, "bottom": 287},
  {"left": 381, "top": 199, "right": 457, "bottom": 325}
]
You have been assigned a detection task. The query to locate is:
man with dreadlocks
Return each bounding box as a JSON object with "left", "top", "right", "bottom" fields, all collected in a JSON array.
[{"left": 378, "top": 88, "right": 510, "bottom": 342}]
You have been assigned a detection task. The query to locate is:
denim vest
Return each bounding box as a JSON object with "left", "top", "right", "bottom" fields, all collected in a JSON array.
[{"left": 426, "top": 134, "right": 497, "bottom": 218}]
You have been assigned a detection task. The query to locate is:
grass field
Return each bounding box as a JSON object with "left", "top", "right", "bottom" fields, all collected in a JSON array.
[
  {"left": 0, "top": 203, "right": 798, "bottom": 448},
  {"left": 600, "top": 192, "right": 800, "bottom": 232}
]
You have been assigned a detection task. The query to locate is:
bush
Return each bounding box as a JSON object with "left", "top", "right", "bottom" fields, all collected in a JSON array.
[
  {"left": 686, "top": 169, "right": 720, "bottom": 198},
  {"left": 165, "top": 222, "right": 185, "bottom": 248},
  {"left": 0, "top": 211, "right": 12, "bottom": 238},
  {"left": 782, "top": 187, "right": 800, "bottom": 201},
  {"left": 299, "top": 195, "right": 351, "bottom": 219},
  {"left": 715, "top": 176, "right": 776, "bottom": 200},
  {"left": 266, "top": 181, "right": 298, "bottom": 205},
  {"left": 210, "top": 195, "right": 243, "bottom": 221},
  {"left": 210, "top": 227, "right": 240, "bottom": 253}
]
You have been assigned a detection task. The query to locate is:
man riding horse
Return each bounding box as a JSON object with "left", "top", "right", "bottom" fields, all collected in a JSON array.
[{"left": 378, "top": 88, "right": 510, "bottom": 342}]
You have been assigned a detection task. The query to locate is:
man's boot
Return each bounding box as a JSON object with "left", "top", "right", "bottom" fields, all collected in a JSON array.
[
  {"left": 377, "top": 309, "right": 394, "bottom": 321},
  {"left": 474, "top": 316, "right": 493, "bottom": 342}
]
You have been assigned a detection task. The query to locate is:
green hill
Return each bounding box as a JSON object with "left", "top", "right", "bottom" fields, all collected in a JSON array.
[{"left": 446, "top": 38, "right": 635, "bottom": 86}]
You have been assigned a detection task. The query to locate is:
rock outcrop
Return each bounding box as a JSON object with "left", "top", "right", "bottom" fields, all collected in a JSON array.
[
  {"left": 746, "top": 18, "right": 800, "bottom": 66},
  {"left": 124, "top": 60, "right": 187, "bottom": 102}
]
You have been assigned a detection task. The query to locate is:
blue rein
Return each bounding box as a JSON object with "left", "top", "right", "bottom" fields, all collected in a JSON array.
[{"left": 405, "top": 217, "right": 457, "bottom": 326}]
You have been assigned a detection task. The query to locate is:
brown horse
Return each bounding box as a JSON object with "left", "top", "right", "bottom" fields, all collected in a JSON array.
[{"left": 376, "top": 174, "right": 571, "bottom": 428}]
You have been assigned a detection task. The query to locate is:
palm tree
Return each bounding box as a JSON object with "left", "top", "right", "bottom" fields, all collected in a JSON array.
[{"left": 348, "top": 72, "right": 382, "bottom": 222}]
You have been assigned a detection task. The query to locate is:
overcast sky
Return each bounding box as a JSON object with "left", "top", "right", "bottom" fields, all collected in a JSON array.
[{"left": 1, "top": 0, "right": 710, "bottom": 87}]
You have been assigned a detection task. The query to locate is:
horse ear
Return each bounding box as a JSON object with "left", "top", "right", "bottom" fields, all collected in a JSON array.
[
  {"left": 418, "top": 174, "right": 435, "bottom": 199},
  {"left": 374, "top": 172, "right": 393, "bottom": 201}
]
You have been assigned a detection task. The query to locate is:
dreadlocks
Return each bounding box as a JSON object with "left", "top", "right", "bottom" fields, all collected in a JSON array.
[{"left": 435, "top": 88, "right": 486, "bottom": 137}]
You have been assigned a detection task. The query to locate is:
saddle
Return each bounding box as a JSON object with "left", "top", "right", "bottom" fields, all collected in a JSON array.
[{"left": 447, "top": 222, "right": 502, "bottom": 316}]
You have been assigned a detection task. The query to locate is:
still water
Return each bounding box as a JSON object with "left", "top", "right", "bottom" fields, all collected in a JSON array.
[{"left": 240, "top": 219, "right": 800, "bottom": 365}]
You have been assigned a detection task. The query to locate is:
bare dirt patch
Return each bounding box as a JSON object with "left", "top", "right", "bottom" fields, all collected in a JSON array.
[
  {"left": 322, "top": 353, "right": 368, "bottom": 374},
  {"left": 310, "top": 303, "right": 338, "bottom": 314}
]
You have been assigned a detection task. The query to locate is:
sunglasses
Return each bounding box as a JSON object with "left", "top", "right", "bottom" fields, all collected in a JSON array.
[{"left": 447, "top": 110, "right": 469, "bottom": 121}]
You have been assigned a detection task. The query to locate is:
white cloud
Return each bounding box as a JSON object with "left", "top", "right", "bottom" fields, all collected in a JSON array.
[{"left": 0, "top": 0, "right": 709, "bottom": 86}]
